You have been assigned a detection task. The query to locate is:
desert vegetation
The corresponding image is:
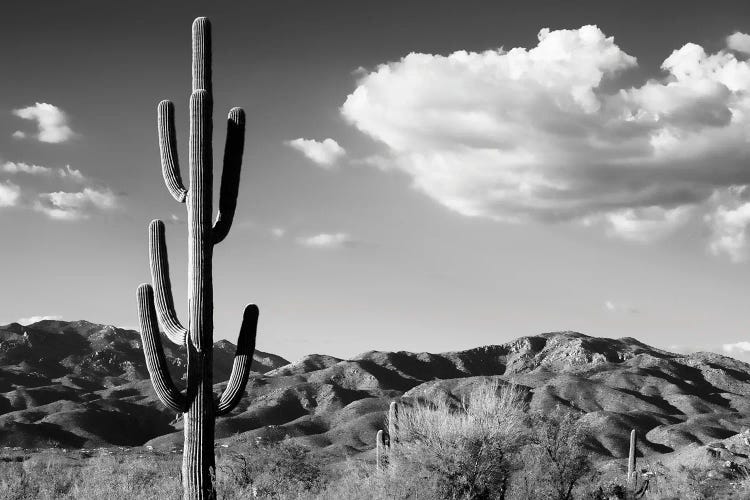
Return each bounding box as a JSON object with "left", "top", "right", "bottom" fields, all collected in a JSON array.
[{"left": 3, "top": 380, "right": 750, "bottom": 499}]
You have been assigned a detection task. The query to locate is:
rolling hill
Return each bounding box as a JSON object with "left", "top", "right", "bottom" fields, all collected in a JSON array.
[{"left": 2, "top": 320, "right": 750, "bottom": 464}]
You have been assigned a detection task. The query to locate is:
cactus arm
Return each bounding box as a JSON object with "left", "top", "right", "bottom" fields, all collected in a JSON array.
[
  {"left": 192, "top": 17, "right": 211, "bottom": 94},
  {"left": 149, "top": 219, "right": 188, "bottom": 345},
  {"left": 212, "top": 108, "right": 245, "bottom": 244},
  {"left": 216, "top": 305, "right": 258, "bottom": 416},
  {"left": 137, "top": 284, "right": 187, "bottom": 413},
  {"left": 158, "top": 100, "right": 188, "bottom": 203}
]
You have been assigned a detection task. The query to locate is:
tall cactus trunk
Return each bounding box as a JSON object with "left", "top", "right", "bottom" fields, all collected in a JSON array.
[
  {"left": 137, "top": 16, "right": 253, "bottom": 500},
  {"left": 183, "top": 347, "right": 215, "bottom": 498},
  {"left": 184, "top": 20, "right": 215, "bottom": 497}
]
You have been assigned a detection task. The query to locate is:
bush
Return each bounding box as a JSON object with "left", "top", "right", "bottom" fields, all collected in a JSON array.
[
  {"left": 382, "top": 380, "right": 528, "bottom": 500},
  {"left": 0, "top": 453, "right": 181, "bottom": 500},
  {"left": 512, "top": 408, "right": 594, "bottom": 500},
  {"left": 218, "top": 438, "right": 328, "bottom": 499}
]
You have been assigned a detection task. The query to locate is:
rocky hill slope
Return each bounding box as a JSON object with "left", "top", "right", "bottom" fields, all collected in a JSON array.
[{"left": 2, "top": 320, "right": 750, "bottom": 464}]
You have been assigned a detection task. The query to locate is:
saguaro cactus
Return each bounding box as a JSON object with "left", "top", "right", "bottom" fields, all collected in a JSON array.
[
  {"left": 374, "top": 401, "right": 399, "bottom": 470},
  {"left": 375, "top": 429, "right": 386, "bottom": 470},
  {"left": 388, "top": 401, "right": 399, "bottom": 447},
  {"left": 628, "top": 429, "right": 637, "bottom": 487},
  {"left": 137, "top": 17, "right": 254, "bottom": 500}
]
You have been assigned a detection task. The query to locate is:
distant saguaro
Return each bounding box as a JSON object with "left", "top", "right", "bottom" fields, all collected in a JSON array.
[
  {"left": 628, "top": 429, "right": 637, "bottom": 487},
  {"left": 136, "top": 17, "right": 254, "bottom": 500},
  {"left": 375, "top": 401, "right": 399, "bottom": 470},
  {"left": 388, "top": 401, "right": 399, "bottom": 446},
  {"left": 375, "top": 429, "right": 386, "bottom": 470}
]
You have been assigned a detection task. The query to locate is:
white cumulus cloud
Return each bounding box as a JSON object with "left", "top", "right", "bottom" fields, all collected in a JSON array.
[
  {"left": 35, "top": 187, "right": 117, "bottom": 220},
  {"left": 727, "top": 32, "right": 750, "bottom": 54},
  {"left": 341, "top": 25, "right": 750, "bottom": 256},
  {"left": 286, "top": 138, "right": 346, "bottom": 167},
  {"left": 12, "top": 102, "right": 75, "bottom": 143},
  {"left": 297, "top": 232, "right": 353, "bottom": 249},
  {"left": 0, "top": 181, "right": 21, "bottom": 207}
]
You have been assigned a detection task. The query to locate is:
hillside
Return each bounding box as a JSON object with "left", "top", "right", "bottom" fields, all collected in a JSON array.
[{"left": 2, "top": 320, "right": 750, "bottom": 463}]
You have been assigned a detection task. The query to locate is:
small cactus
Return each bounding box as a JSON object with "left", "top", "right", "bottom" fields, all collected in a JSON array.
[
  {"left": 388, "top": 401, "right": 399, "bottom": 447},
  {"left": 137, "top": 17, "right": 253, "bottom": 500},
  {"left": 375, "top": 429, "right": 385, "bottom": 470},
  {"left": 628, "top": 429, "right": 637, "bottom": 488},
  {"left": 375, "top": 401, "right": 399, "bottom": 470}
]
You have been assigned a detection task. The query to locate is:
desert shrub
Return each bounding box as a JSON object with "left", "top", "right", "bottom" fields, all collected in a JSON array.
[
  {"left": 217, "top": 438, "right": 328, "bottom": 499},
  {"left": 0, "top": 453, "right": 181, "bottom": 500},
  {"left": 512, "top": 408, "right": 594, "bottom": 500},
  {"left": 66, "top": 454, "right": 181, "bottom": 500},
  {"left": 380, "top": 381, "right": 528, "bottom": 500}
]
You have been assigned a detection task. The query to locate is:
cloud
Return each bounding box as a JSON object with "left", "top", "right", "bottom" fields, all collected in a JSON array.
[
  {"left": 341, "top": 25, "right": 750, "bottom": 257},
  {"left": 0, "top": 181, "right": 21, "bottom": 207},
  {"left": 705, "top": 186, "right": 750, "bottom": 262},
  {"left": 297, "top": 232, "right": 354, "bottom": 249},
  {"left": 588, "top": 205, "right": 693, "bottom": 243},
  {"left": 12, "top": 103, "right": 75, "bottom": 143},
  {"left": 271, "top": 227, "right": 286, "bottom": 238},
  {"left": 18, "top": 315, "right": 62, "bottom": 325},
  {"left": 35, "top": 187, "right": 117, "bottom": 220},
  {"left": 604, "top": 300, "right": 639, "bottom": 314},
  {"left": 2, "top": 162, "right": 86, "bottom": 182},
  {"left": 286, "top": 138, "right": 346, "bottom": 167},
  {"left": 727, "top": 32, "right": 750, "bottom": 54},
  {"left": 722, "top": 341, "right": 750, "bottom": 354},
  {"left": 12, "top": 131, "right": 26, "bottom": 139}
]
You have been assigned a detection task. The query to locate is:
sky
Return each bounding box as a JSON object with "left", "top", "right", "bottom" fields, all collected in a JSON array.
[{"left": 2, "top": 1, "right": 750, "bottom": 362}]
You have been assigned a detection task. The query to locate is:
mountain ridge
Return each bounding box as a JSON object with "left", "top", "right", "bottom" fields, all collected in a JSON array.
[{"left": 1, "top": 320, "right": 749, "bottom": 465}]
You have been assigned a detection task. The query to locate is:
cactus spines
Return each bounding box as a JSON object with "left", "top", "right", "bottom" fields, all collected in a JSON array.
[
  {"left": 137, "top": 16, "right": 252, "bottom": 500},
  {"left": 628, "top": 429, "right": 637, "bottom": 487},
  {"left": 376, "top": 429, "right": 385, "bottom": 470},
  {"left": 388, "top": 401, "right": 399, "bottom": 447}
]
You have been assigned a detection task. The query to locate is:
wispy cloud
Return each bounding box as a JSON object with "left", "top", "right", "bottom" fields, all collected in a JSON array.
[
  {"left": 722, "top": 341, "right": 750, "bottom": 355},
  {"left": 705, "top": 186, "right": 750, "bottom": 262},
  {"left": 604, "top": 300, "right": 639, "bottom": 314},
  {"left": 341, "top": 25, "right": 750, "bottom": 259},
  {"left": 271, "top": 227, "right": 286, "bottom": 238},
  {"left": 2, "top": 162, "right": 86, "bottom": 182},
  {"left": 18, "top": 315, "right": 62, "bottom": 325},
  {"left": 591, "top": 206, "right": 692, "bottom": 243},
  {"left": 297, "top": 232, "right": 354, "bottom": 249},
  {"left": 286, "top": 138, "right": 346, "bottom": 168},
  {"left": 12, "top": 103, "right": 75, "bottom": 143},
  {"left": 35, "top": 187, "right": 117, "bottom": 220},
  {"left": 0, "top": 181, "right": 21, "bottom": 207}
]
